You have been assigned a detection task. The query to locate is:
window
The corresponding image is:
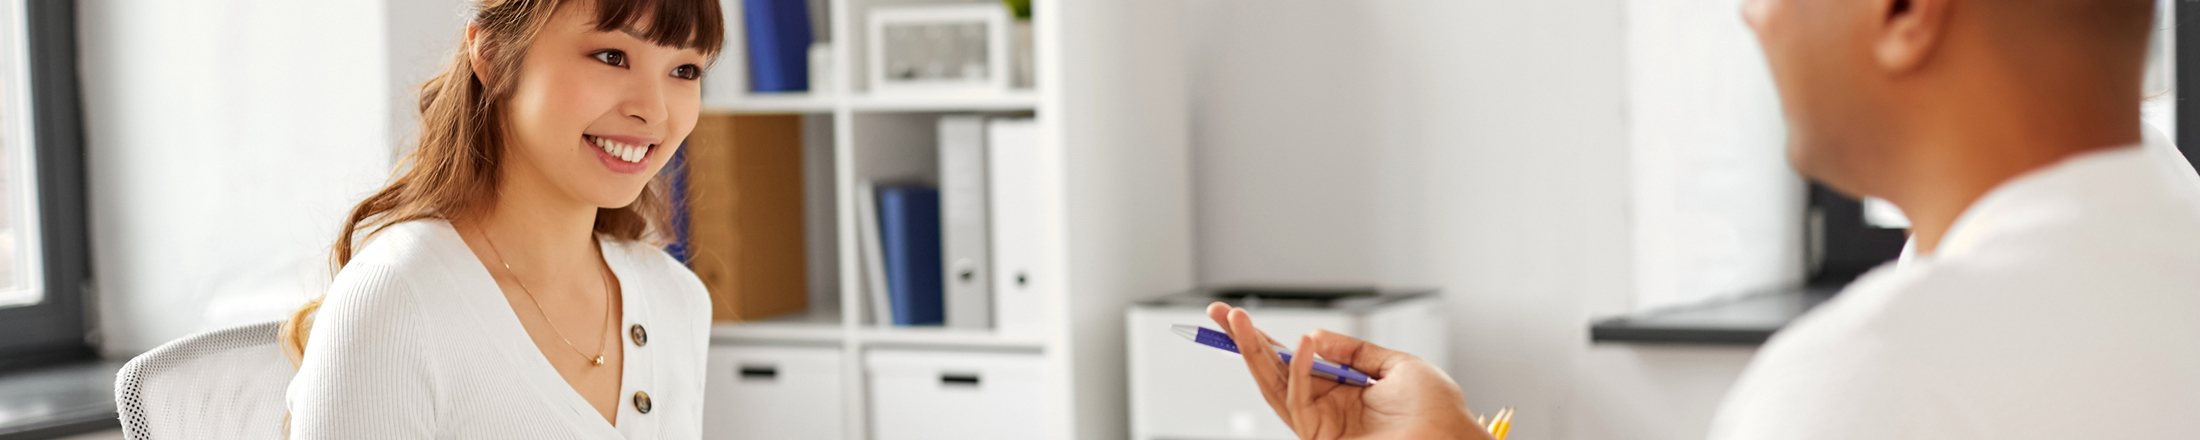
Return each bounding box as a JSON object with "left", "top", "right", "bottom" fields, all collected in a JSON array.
[
  {"left": 0, "top": 0, "right": 91, "bottom": 369},
  {"left": 0, "top": 0, "right": 43, "bottom": 309},
  {"left": 2178, "top": 0, "right": 2200, "bottom": 165},
  {"left": 2143, "top": 0, "right": 2176, "bottom": 142}
]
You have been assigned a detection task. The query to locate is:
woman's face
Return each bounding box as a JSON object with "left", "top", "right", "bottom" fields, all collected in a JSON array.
[{"left": 500, "top": 3, "right": 706, "bottom": 210}]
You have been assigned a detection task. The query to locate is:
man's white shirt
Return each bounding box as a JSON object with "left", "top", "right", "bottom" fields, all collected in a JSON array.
[{"left": 1707, "top": 129, "right": 2200, "bottom": 439}]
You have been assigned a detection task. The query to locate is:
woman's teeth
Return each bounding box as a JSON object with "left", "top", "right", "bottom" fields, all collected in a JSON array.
[{"left": 590, "top": 136, "right": 649, "bottom": 163}]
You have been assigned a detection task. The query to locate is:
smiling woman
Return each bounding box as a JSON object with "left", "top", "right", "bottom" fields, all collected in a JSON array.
[{"left": 279, "top": 0, "right": 725, "bottom": 438}]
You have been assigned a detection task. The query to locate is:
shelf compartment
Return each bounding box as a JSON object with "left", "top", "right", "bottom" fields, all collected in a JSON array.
[
  {"left": 711, "top": 312, "right": 846, "bottom": 344},
  {"left": 856, "top": 326, "right": 1045, "bottom": 350},
  {"left": 847, "top": 91, "right": 1038, "bottom": 113},
  {"left": 705, "top": 93, "right": 838, "bottom": 114}
]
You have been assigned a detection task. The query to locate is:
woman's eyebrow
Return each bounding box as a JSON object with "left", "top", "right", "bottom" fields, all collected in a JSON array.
[
  {"left": 592, "top": 25, "right": 700, "bottom": 50},
  {"left": 584, "top": 21, "right": 709, "bottom": 56},
  {"left": 578, "top": 20, "right": 648, "bottom": 39}
]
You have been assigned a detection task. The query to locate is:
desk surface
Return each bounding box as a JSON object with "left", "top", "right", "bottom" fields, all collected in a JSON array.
[{"left": 1589, "top": 286, "right": 1837, "bottom": 345}]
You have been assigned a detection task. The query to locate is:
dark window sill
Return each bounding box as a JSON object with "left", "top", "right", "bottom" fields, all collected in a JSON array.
[
  {"left": 1589, "top": 286, "right": 1838, "bottom": 345},
  {"left": 0, "top": 359, "right": 120, "bottom": 440}
]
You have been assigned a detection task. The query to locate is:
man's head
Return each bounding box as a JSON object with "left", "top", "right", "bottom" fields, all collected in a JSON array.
[{"left": 1742, "top": 0, "right": 2155, "bottom": 198}]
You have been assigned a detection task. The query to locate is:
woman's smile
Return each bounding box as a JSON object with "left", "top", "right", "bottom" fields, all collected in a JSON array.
[{"left": 583, "top": 133, "right": 656, "bottom": 174}]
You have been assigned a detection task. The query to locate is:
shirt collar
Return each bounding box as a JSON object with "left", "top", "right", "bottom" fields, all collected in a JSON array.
[{"left": 1925, "top": 136, "right": 2168, "bottom": 260}]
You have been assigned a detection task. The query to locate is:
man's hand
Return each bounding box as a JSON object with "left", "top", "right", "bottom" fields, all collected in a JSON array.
[{"left": 1206, "top": 302, "right": 1491, "bottom": 440}]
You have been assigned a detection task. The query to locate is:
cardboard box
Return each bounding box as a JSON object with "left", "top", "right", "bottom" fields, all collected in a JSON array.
[{"left": 684, "top": 114, "right": 808, "bottom": 321}]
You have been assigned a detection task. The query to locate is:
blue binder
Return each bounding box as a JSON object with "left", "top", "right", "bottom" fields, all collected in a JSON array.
[
  {"left": 877, "top": 185, "right": 944, "bottom": 326},
  {"left": 743, "top": 0, "right": 812, "bottom": 92}
]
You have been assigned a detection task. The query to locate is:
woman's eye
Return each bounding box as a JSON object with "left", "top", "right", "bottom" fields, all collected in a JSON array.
[
  {"left": 592, "top": 50, "right": 627, "bottom": 67},
  {"left": 672, "top": 65, "right": 701, "bottom": 80}
]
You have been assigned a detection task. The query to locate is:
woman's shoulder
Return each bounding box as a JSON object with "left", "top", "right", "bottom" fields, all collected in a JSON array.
[
  {"left": 330, "top": 219, "right": 472, "bottom": 296},
  {"left": 314, "top": 220, "right": 474, "bottom": 338},
  {"left": 345, "top": 219, "right": 468, "bottom": 269}
]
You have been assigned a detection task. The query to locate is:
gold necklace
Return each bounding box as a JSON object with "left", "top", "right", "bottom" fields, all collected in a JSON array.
[{"left": 480, "top": 227, "right": 616, "bottom": 366}]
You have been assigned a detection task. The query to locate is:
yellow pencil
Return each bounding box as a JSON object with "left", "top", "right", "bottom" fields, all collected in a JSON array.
[
  {"left": 1493, "top": 407, "right": 1513, "bottom": 440},
  {"left": 1480, "top": 407, "right": 1517, "bottom": 439}
]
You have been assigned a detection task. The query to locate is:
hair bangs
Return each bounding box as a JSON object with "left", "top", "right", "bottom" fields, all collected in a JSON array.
[{"left": 592, "top": 0, "right": 725, "bottom": 56}]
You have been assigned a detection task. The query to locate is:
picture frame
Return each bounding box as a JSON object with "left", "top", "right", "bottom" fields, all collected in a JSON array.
[{"left": 866, "top": 4, "right": 1012, "bottom": 95}]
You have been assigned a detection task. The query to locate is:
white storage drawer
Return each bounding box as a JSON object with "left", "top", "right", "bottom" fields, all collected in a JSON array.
[
  {"left": 703, "top": 345, "right": 844, "bottom": 440},
  {"left": 867, "top": 349, "right": 1049, "bottom": 440}
]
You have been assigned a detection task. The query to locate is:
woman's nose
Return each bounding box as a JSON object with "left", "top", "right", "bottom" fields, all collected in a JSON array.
[{"left": 622, "top": 81, "right": 669, "bottom": 126}]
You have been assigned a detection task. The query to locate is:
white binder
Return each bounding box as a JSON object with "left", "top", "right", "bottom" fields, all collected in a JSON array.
[
  {"left": 857, "top": 180, "right": 894, "bottom": 326},
  {"left": 986, "top": 118, "right": 1051, "bottom": 338},
  {"left": 938, "top": 116, "right": 992, "bottom": 329}
]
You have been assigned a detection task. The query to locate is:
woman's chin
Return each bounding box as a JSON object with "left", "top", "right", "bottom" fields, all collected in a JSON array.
[
  {"left": 594, "top": 195, "right": 645, "bottom": 210},
  {"left": 571, "top": 186, "right": 649, "bottom": 211}
]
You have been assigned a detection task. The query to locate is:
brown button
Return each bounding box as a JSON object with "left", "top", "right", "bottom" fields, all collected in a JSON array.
[
  {"left": 629, "top": 324, "right": 648, "bottom": 346},
  {"left": 633, "top": 391, "right": 652, "bottom": 414}
]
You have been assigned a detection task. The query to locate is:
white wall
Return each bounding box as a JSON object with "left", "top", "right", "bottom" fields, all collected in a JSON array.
[
  {"left": 1189, "top": 1, "right": 1397, "bottom": 286},
  {"left": 1189, "top": 1, "right": 1760, "bottom": 439},
  {"left": 80, "top": 0, "right": 394, "bottom": 355},
  {"left": 1057, "top": 1, "right": 1196, "bottom": 438},
  {"left": 384, "top": 0, "right": 469, "bottom": 158},
  {"left": 1626, "top": 0, "right": 1802, "bottom": 311}
]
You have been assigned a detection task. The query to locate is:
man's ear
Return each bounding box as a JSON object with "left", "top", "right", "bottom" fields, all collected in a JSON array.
[
  {"left": 1874, "top": 0, "right": 1952, "bottom": 72},
  {"left": 466, "top": 22, "right": 493, "bottom": 81}
]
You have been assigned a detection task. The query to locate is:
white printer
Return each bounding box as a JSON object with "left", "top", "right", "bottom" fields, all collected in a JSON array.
[{"left": 1126, "top": 287, "right": 1447, "bottom": 440}]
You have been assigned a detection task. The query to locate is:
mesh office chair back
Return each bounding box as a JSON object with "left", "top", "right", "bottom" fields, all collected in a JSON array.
[{"left": 114, "top": 320, "right": 295, "bottom": 440}]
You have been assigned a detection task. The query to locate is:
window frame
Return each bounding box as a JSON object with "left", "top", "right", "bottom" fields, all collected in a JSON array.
[
  {"left": 2181, "top": 0, "right": 2200, "bottom": 165},
  {"left": 0, "top": 0, "right": 92, "bottom": 370}
]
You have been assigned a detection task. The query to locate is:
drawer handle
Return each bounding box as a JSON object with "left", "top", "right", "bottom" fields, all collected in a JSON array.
[
  {"left": 940, "top": 373, "right": 981, "bottom": 387},
  {"left": 739, "top": 365, "right": 779, "bottom": 381}
]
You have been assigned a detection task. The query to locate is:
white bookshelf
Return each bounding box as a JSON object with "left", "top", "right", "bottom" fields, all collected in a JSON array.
[
  {"left": 704, "top": 92, "right": 836, "bottom": 114},
  {"left": 700, "top": 0, "right": 1191, "bottom": 439},
  {"left": 708, "top": 312, "right": 843, "bottom": 344},
  {"left": 706, "top": 92, "right": 1040, "bottom": 114},
  {"left": 854, "top": 327, "right": 1047, "bottom": 349},
  {"left": 846, "top": 92, "right": 1040, "bottom": 112}
]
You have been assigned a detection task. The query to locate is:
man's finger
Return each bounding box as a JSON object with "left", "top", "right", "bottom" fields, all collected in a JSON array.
[
  {"left": 1226, "top": 307, "right": 1293, "bottom": 426},
  {"left": 1303, "top": 328, "right": 1416, "bottom": 378},
  {"left": 1286, "top": 335, "right": 1320, "bottom": 439},
  {"left": 1214, "top": 303, "right": 1290, "bottom": 350},
  {"left": 1205, "top": 302, "right": 1232, "bottom": 329},
  {"left": 1209, "top": 303, "right": 1286, "bottom": 359}
]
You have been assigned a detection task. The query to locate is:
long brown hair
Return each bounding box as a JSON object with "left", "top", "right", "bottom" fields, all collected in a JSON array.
[{"left": 280, "top": 0, "right": 723, "bottom": 365}]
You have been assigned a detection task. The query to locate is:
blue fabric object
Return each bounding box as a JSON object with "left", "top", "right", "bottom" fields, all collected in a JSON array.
[
  {"left": 663, "top": 144, "right": 691, "bottom": 264},
  {"left": 878, "top": 185, "right": 943, "bottom": 326},
  {"left": 743, "top": 0, "right": 812, "bottom": 92}
]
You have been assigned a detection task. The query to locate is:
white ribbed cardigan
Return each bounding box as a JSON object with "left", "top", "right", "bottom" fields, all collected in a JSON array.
[{"left": 286, "top": 220, "right": 712, "bottom": 439}]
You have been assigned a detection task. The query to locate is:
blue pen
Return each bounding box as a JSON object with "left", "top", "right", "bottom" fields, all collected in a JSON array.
[{"left": 1172, "top": 324, "right": 1377, "bottom": 386}]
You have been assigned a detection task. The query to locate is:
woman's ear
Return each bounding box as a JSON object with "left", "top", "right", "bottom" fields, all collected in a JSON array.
[
  {"left": 466, "top": 22, "right": 493, "bottom": 80},
  {"left": 1874, "top": 0, "right": 1952, "bottom": 73}
]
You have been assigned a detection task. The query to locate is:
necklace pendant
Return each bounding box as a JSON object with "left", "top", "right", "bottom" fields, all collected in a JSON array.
[{"left": 592, "top": 355, "right": 604, "bottom": 366}]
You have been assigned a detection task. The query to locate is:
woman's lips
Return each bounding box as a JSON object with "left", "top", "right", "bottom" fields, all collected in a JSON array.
[
  {"left": 584, "top": 135, "right": 651, "bottom": 174},
  {"left": 586, "top": 134, "right": 653, "bottom": 163}
]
